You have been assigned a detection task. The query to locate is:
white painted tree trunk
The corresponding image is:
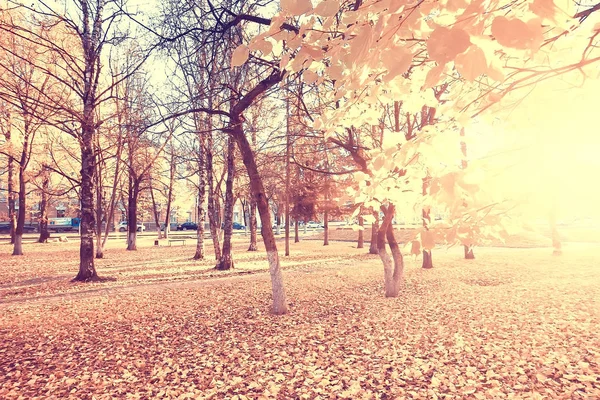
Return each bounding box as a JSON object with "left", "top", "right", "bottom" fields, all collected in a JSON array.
[
  {"left": 12, "top": 234, "right": 23, "bottom": 256},
  {"left": 377, "top": 204, "right": 404, "bottom": 298}
]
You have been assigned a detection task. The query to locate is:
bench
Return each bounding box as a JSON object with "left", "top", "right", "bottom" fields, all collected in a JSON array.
[{"left": 168, "top": 239, "right": 187, "bottom": 246}]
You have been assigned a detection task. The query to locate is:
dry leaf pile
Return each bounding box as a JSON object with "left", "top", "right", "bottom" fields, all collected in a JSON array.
[{"left": 1, "top": 242, "right": 599, "bottom": 399}]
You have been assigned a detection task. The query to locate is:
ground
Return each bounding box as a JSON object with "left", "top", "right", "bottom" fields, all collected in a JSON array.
[{"left": 0, "top": 232, "right": 599, "bottom": 399}]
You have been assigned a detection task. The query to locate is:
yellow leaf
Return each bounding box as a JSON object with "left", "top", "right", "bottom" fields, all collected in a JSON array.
[
  {"left": 423, "top": 64, "right": 444, "bottom": 89},
  {"left": 455, "top": 45, "right": 487, "bottom": 81},
  {"left": 249, "top": 38, "right": 273, "bottom": 55},
  {"left": 303, "top": 70, "right": 318, "bottom": 84},
  {"left": 313, "top": 0, "right": 339, "bottom": 17},
  {"left": 411, "top": 240, "right": 421, "bottom": 255},
  {"left": 427, "top": 27, "right": 470, "bottom": 64},
  {"left": 281, "top": 0, "right": 313, "bottom": 15},
  {"left": 422, "top": 231, "right": 435, "bottom": 250},
  {"left": 231, "top": 44, "right": 249, "bottom": 67},
  {"left": 383, "top": 46, "right": 413, "bottom": 82},
  {"left": 491, "top": 17, "right": 541, "bottom": 50},
  {"left": 530, "top": 0, "right": 556, "bottom": 21}
]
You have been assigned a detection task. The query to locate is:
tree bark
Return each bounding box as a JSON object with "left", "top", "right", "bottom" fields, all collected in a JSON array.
[
  {"left": 38, "top": 168, "right": 50, "bottom": 243},
  {"left": 194, "top": 116, "right": 207, "bottom": 260},
  {"left": 423, "top": 249, "right": 433, "bottom": 269},
  {"left": 357, "top": 214, "right": 364, "bottom": 248},
  {"left": 248, "top": 198, "right": 258, "bottom": 251},
  {"left": 460, "top": 128, "right": 475, "bottom": 260},
  {"left": 126, "top": 179, "right": 139, "bottom": 251},
  {"left": 98, "top": 99, "right": 125, "bottom": 258},
  {"left": 74, "top": 133, "right": 98, "bottom": 281},
  {"left": 369, "top": 210, "right": 379, "bottom": 254},
  {"left": 74, "top": 1, "right": 103, "bottom": 282},
  {"left": 284, "top": 97, "right": 291, "bottom": 256},
  {"left": 464, "top": 246, "right": 475, "bottom": 259},
  {"left": 13, "top": 142, "right": 27, "bottom": 256},
  {"left": 422, "top": 176, "right": 434, "bottom": 269},
  {"left": 194, "top": 174, "right": 206, "bottom": 260},
  {"left": 323, "top": 210, "right": 329, "bottom": 246},
  {"left": 163, "top": 145, "right": 176, "bottom": 240},
  {"left": 377, "top": 204, "right": 403, "bottom": 297},
  {"left": 294, "top": 219, "right": 299, "bottom": 243},
  {"left": 149, "top": 178, "right": 163, "bottom": 240},
  {"left": 7, "top": 135, "right": 16, "bottom": 245},
  {"left": 231, "top": 115, "right": 288, "bottom": 314},
  {"left": 216, "top": 137, "right": 235, "bottom": 270},
  {"left": 206, "top": 121, "right": 221, "bottom": 260},
  {"left": 94, "top": 139, "right": 104, "bottom": 258}
]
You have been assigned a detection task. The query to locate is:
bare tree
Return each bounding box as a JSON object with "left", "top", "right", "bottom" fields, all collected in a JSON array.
[
  {"left": 1, "top": 0, "right": 155, "bottom": 279},
  {"left": 0, "top": 20, "right": 56, "bottom": 255},
  {"left": 0, "top": 104, "right": 16, "bottom": 244},
  {"left": 216, "top": 135, "right": 235, "bottom": 270}
]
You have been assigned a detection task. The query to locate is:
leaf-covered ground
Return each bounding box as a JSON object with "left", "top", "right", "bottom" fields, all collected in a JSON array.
[{"left": 1, "top": 239, "right": 599, "bottom": 399}]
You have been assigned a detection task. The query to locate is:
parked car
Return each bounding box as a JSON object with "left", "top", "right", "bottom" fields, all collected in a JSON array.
[
  {"left": 232, "top": 222, "right": 246, "bottom": 230},
  {"left": 306, "top": 221, "right": 323, "bottom": 228},
  {"left": 177, "top": 222, "right": 198, "bottom": 231},
  {"left": 118, "top": 221, "right": 146, "bottom": 232}
]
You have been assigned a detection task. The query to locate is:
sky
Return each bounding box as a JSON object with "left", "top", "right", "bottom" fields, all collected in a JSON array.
[{"left": 486, "top": 74, "right": 600, "bottom": 221}]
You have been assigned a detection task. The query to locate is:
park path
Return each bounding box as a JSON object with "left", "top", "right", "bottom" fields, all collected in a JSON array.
[{"left": 0, "top": 255, "right": 358, "bottom": 308}]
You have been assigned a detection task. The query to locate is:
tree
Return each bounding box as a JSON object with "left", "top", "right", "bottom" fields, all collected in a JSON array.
[
  {"left": 235, "top": 0, "right": 600, "bottom": 299},
  {"left": 192, "top": 113, "right": 206, "bottom": 260},
  {"left": 36, "top": 164, "right": 51, "bottom": 243},
  {"left": 0, "top": 18, "right": 57, "bottom": 255},
  {"left": 0, "top": 102, "right": 16, "bottom": 244},
  {"left": 120, "top": 68, "right": 163, "bottom": 251},
  {"left": 1, "top": 0, "right": 154, "bottom": 279},
  {"left": 95, "top": 84, "right": 126, "bottom": 258},
  {"left": 216, "top": 135, "right": 235, "bottom": 270}
]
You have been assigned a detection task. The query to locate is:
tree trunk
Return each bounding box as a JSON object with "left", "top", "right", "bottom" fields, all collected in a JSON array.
[
  {"left": 357, "top": 214, "right": 364, "bottom": 248},
  {"left": 248, "top": 197, "right": 258, "bottom": 251},
  {"left": 94, "top": 153, "right": 104, "bottom": 258},
  {"left": 38, "top": 170, "right": 50, "bottom": 243},
  {"left": 460, "top": 128, "right": 475, "bottom": 260},
  {"left": 126, "top": 180, "right": 139, "bottom": 251},
  {"left": 323, "top": 210, "right": 329, "bottom": 246},
  {"left": 7, "top": 146, "right": 16, "bottom": 245},
  {"left": 216, "top": 137, "right": 235, "bottom": 270},
  {"left": 12, "top": 162, "right": 26, "bottom": 256},
  {"left": 231, "top": 116, "right": 287, "bottom": 315},
  {"left": 99, "top": 113, "right": 124, "bottom": 258},
  {"left": 163, "top": 191, "right": 172, "bottom": 240},
  {"left": 422, "top": 176, "right": 434, "bottom": 269},
  {"left": 369, "top": 211, "right": 379, "bottom": 254},
  {"left": 294, "top": 220, "right": 299, "bottom": 243},
  {"left": 163, "top": 146, "right": 176, "bottom": 240},
  {"left": 74, "top": 135, "right": 98, "bottom": 281},
  {"left": 206, "top": 125, "right": 221, "bottom": 260},
  {"left": 149, "top": 178, "right": 163, "bottom": 240},
  {"left": 284, "top": 97, "right": 291, "bottom": 256},
  {"left": 377, "top": 204, "right": 403, "bottom": 297},
  {"left": 423, "top": 249, "right": 433, "bottom": 269},
  {"left": 464, "top": 245, "right": 475, "bottom": 259},
  {"left": 194, "top": 117, "right": 207, "bottom": 260},
  {"left": 194, "top": 176, "right": 206, "bottom": 260},
  {"left": 73, "top": 5, "right": 102, "bottom": 282}
]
